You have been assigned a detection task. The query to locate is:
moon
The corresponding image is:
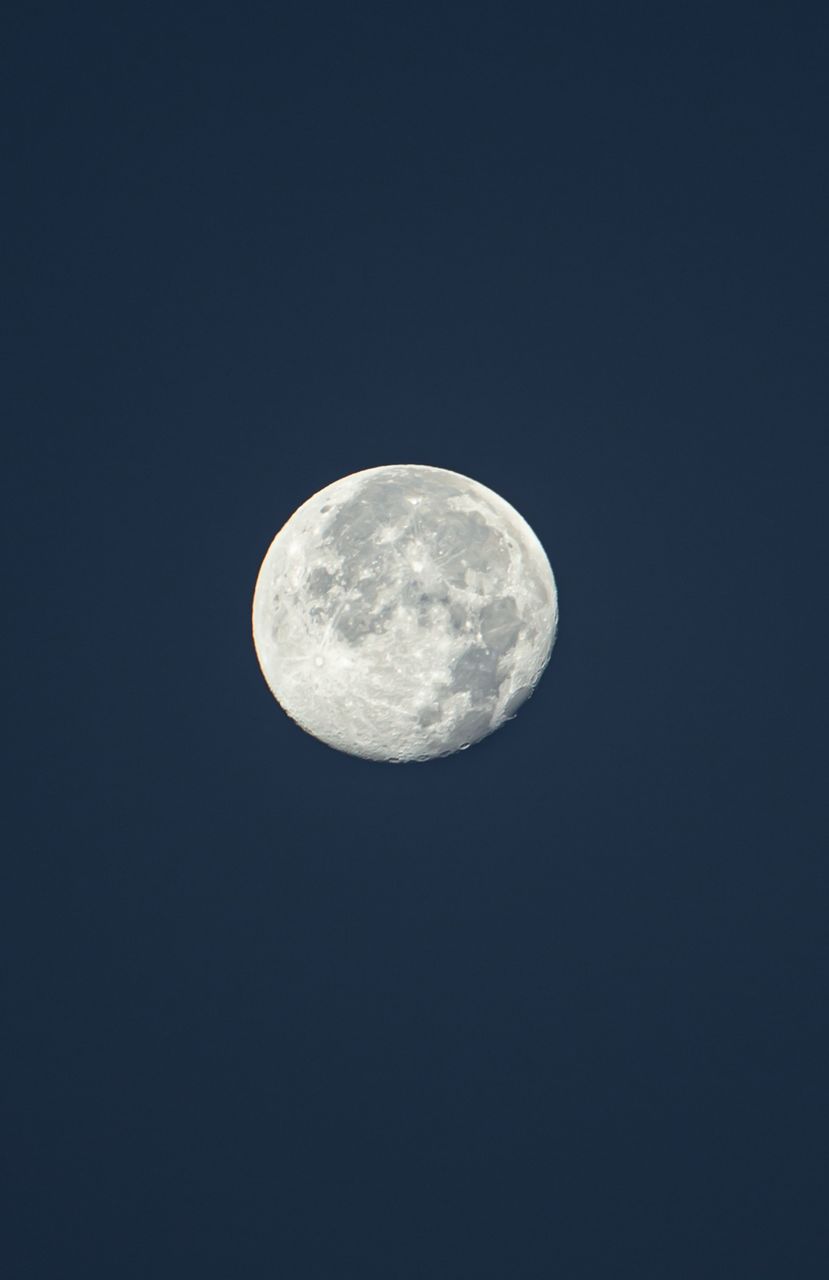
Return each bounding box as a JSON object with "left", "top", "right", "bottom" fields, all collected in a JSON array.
[{"left": 252, "top": 464, "right": 558, "bottom": 762}]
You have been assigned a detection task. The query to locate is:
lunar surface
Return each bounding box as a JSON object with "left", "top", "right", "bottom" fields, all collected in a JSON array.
[{"left": 252, "top": 464, "right": 558, "bottom": 761}]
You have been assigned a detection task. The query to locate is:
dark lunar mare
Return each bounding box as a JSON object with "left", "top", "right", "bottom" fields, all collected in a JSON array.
[{"left": 312, "top": 470, "right": 526, "bottom": 725}]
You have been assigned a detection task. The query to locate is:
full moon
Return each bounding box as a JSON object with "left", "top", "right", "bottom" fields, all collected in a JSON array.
[{"left": 252, "top": 464, "right": 558, "bottom": 762}]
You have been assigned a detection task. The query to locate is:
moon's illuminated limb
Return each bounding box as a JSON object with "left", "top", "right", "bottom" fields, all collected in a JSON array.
[{"left": 252, "top": 464, "right": 558, "bottom": 761}]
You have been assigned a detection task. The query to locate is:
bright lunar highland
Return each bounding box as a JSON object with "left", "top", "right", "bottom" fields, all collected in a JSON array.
[{"left": 252, "top": 464, "right": 558, "bottom": 762}]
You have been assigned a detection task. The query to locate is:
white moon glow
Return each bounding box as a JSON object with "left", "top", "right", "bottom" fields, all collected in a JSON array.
[{"left": 252, "top": 464, "right": 558, "bottom": 762}]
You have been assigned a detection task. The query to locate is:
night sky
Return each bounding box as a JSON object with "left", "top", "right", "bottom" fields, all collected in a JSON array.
[{"left": 7, "top": 4, "right": 828, "bottom": 1276}]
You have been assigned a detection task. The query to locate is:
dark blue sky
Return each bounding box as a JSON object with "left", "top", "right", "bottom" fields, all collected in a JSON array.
[{"left": 6, "top": 3, "right": 827, "bottom": 1276}]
